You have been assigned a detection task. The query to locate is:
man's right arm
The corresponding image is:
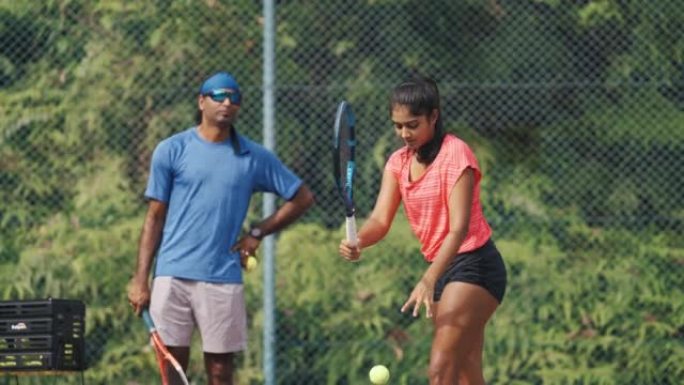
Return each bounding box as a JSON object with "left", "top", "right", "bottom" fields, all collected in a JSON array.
[{"left": 127, "top": 199, "right": 168, "bottom": 315}]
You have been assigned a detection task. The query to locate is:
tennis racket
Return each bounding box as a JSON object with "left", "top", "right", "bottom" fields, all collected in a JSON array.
[
  {"left": 142, "top": 310, "right": 190, "bottom": 385},
  {"left": 332, "top": 100, "right": 358, "bottom": 247}
]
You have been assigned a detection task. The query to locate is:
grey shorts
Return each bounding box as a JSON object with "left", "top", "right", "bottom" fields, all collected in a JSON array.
[{"left": 149, "top": 277, "right": 247, "bottom": 353}]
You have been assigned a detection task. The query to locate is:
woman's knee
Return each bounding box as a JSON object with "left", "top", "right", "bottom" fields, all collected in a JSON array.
[
  {"left": 429, "top": 325, "right": 485, "bottom": 384},
  {"left": 429, "top": 354, "right": 484, "bottom": 385},
  {"left": 428, "top": 349, "right": 457, "bottom": 384}
]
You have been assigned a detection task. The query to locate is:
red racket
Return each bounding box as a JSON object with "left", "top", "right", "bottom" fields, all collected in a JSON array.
[{"left": 142, "top": 309, "right": 189, "bottom": 385}]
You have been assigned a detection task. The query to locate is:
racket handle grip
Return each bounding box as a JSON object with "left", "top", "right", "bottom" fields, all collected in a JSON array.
[
  {"left": 142, "top": 309, "right": 156, "bottom": 331},
  {"left": 345, "top": 215, "right": 358, "bottom": 247}
]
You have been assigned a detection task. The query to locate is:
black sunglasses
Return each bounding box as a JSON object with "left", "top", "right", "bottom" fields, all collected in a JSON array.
[{"left": 205, "top": 90, "right": 241, "bottom": 105}]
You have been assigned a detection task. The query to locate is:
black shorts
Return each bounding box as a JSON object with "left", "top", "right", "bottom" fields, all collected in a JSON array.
[{"left": 433, "top": 239, "right": 507, "bottom": 304}]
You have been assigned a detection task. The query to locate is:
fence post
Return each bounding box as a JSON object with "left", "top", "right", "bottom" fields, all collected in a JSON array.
[{"left": 262, "top": 0, "right": 277, "bottom": 385}]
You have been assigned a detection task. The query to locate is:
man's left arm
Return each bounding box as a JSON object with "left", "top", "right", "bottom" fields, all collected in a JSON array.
[
  {"left": 233, "top": 184, "right": 314, "bottom": 260},
  {"left": 252, "top": 184, "right": 315, "bottom": 237}
]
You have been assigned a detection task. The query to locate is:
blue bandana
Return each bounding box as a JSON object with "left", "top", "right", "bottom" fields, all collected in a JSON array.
[{"left": 199, "top": 72, "right": 241, "bottom": 95}]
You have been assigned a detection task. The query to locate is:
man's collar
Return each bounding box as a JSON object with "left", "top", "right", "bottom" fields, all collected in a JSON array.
[{"left": 230, "top": 126, "right": 249, "bottom": 155}]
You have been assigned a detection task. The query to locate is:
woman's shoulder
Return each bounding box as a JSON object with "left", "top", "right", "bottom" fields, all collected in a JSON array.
[
  {"left": 443, "top": 133, "right": 469, "bottom": 148},
  {"left": 387, "top": 146, "right": 410, "bottom": 164},
  {"left": 439, "top": 134, "right": 480, "bottom": 169},
  {"left": 385, "top": 145, "right": 410, "bottom": 174},
  {"left": 388, "top": 145, "right": 410, "bottom": 162},
  {"left": 442, "top": 134, "right": 476, "bottom": 156}
]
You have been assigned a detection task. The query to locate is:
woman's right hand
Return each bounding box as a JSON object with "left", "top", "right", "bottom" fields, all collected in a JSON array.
[
  {"left": 400, "top": 277, "right": 435, "bottom": 318},
  {"left": 339, "top": 239, "right": 362, "bottom": 262}
]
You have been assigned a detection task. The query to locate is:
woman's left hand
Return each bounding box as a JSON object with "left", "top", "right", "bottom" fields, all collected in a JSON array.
[{"left": 401, "top": 277, "right": 435, "bottom": 318}]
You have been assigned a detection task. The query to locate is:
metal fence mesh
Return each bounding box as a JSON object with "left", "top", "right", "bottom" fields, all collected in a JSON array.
[{"left": 1, "top": 1, "right": 683, "bottom": 384}]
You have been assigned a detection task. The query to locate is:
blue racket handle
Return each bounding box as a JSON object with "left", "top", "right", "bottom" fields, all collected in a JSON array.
[{"left": 142, "top": 309, "right": 156, "bottom": 331}]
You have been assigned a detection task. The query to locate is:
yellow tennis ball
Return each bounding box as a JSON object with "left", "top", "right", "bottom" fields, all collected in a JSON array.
[
  {"left": 246, "top": 256, "right": 258, "bottom": 272},
  {"left": 369, "top": 365, "right": 390, "bottom": 384}
]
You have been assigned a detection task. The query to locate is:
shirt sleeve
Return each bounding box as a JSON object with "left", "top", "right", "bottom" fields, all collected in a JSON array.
[
  {"left": 443, "top": 138, "right": 481, "bottom": 189},
  {"left": 384, "top": 148, "right": 406, "bottom": 180},
  {"left": 253, "top": 150, "right": 302, "bottom": 200},
  {"left": 144, "top": 141, "right": 173, "bottom": 203}
]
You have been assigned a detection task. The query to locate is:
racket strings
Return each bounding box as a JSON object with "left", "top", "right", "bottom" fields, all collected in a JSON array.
[{"left": 336, "top": 117, "right": 354, "bottom": 188}]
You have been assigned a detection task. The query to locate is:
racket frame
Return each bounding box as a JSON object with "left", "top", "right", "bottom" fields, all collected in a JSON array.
[
  {"left": 142, "top": 310, "right": 190, "bottom": 385},
  {"left": 332, "top": 101, "right": 359, "bottom": 246}
]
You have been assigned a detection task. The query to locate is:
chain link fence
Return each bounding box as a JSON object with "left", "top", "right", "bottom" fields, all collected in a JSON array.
[{"left": 1, "top": 1, "right": 682, "bottom": 384}]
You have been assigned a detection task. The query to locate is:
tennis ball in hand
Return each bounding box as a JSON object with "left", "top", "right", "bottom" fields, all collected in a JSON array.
[
  {"left": 245, "top": 256, "right": 258, "bottom": 272},
  {"left": 369, "top": 365, "right": 390, "bottom": 384}
]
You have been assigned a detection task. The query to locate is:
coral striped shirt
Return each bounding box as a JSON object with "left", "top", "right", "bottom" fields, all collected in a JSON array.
[{"left": 385, "top": 134, "right": 492, "bottom": 262}]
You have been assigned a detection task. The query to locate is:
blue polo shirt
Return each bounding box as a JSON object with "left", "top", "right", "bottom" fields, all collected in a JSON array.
[{"left": 145, "top": 127, "right": 302, "bottom": 283}]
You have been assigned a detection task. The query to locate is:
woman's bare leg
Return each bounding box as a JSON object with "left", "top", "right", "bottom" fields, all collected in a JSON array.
[{"left": 429, "top": 282, "right": 499, "bottom": 385}]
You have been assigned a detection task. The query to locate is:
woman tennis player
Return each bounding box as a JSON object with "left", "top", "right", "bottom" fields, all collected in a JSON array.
[{"left": 338, "top": 74, "right": 507, "bottom": 385}]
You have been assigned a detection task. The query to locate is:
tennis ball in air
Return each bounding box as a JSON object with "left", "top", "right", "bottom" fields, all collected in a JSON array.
[
  {"left": 369, "top": 365, "right": 390, "bottom": 384},
  {"left": 246, "top": 256, "right": 258, "bottom": 272}
]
